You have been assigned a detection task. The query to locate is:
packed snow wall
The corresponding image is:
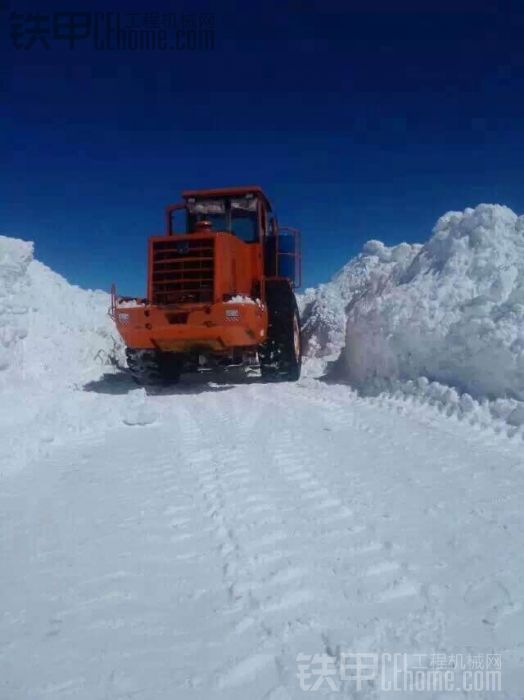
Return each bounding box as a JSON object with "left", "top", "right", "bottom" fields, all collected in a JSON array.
[
  {"left": 0, "top": 236, "right": 33, "bottom": 374},
  {"left": 336, "top": 205, "right": 524, "bottom": 401},
  {"left": 0, "top": 235, "right": 122, "bottom": 386},
  {"left": 299, "top": 240, "right": 421, "bottom": 360},
  {"left": 301, "top": 204, "right": 524, "bottom": 403}
]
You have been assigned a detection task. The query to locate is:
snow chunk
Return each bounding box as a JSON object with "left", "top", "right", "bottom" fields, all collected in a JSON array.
[
  {"left": 507, "top": 404, "right": 524, "bottom": 427},
  {"left": 225, "top": 295, "right": 258, "bottom": 305},
  {"left": 117, "top": 299, "right": 145, "bottom": 308},
  {"left": 122, "top": 389, "right": 158, "bottom": 426}
]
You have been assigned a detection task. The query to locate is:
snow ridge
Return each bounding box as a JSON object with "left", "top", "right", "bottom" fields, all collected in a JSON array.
[{"left": 356, "top": 376, "right": 524, "bottom": 439}]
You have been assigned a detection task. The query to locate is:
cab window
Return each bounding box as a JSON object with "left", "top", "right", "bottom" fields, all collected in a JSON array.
[
  {"left": 187, "top": 196, "right": 258, "bottom": 242},
  {"left": 230, "top": 197, "right": 257, "bottom": 242}
]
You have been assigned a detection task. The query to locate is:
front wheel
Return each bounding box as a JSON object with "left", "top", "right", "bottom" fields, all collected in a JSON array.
[
  {"left": 126, "top": 349, "right": 181, "bottom": 386},
  {"left": 259, "top": 281, "right": 302, "bottom": 382}
]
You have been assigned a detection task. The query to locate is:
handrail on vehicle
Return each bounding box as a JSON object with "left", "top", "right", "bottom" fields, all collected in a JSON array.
[{"left": 269, "top": 226, "right": 302, "bottom": 289}]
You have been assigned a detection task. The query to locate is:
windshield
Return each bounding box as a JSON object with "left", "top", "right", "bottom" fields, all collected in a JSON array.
[{"left": 187, "top": 196, "right": 258, "bottom": 242}]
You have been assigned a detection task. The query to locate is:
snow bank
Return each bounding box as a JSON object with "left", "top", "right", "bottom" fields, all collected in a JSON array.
[
  {"left": 0, "top": 235, "right": 125, "bottom": 474},
  {"left": 343, "top": 205, "right": 524, "bottom": 401},
  {"left": 299, "top": 240, "right": 421, "bottom": 361},
  {"left": 0, "top": 237, "right": 33, "bottom": 372},
  {"left": 0, "top": 235, "right": 122, "bottom": 387},
  {"left": 300, "top": 204, "right": 524, "bottom": 427}
]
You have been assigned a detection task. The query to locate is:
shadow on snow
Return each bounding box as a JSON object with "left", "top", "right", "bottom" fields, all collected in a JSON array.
[{"left": 82, "top": 367, "right": 263, "bottom": 396}]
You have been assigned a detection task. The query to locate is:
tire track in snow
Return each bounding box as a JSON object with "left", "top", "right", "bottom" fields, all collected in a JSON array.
[
  {"left": 170, "top": 390, "right": 364, "bottom": 694},
  {"left": 3, "top": 379, "right": 524, "bottom": 698},
  {"left": 171, "top": 397, "right": 287, "bottom": 691},
  {"left": 250, "top": 384, "right": 448, "bottom": 686}
]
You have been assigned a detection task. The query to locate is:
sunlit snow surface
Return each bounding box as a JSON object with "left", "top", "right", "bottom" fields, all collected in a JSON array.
[{"left": 2, "top": 377, "right": 523, "bottom": 698}]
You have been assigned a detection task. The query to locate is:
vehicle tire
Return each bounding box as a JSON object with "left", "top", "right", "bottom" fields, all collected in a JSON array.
[
  {"left": 126, "top": 349, "right": 181, "bottom": 386},
  {"left": 259, "top": 280, "right": 302, "bottom": 382}
]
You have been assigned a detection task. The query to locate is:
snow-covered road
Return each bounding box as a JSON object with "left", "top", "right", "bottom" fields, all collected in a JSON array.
[{"left": 1, "top": 377, "right": 523, "bottom": 699}]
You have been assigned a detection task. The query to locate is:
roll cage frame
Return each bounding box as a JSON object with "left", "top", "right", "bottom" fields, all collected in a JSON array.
[{"left": 163, "top": 186, "right": 301, "bottom": 288}]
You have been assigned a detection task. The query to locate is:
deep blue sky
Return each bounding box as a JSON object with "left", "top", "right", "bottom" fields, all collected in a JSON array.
[{"left": 3, "top": 0, "right": 524, "bottom": 293}]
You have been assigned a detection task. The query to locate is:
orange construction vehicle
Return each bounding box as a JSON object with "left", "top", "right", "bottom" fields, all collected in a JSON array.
[{"left": 111, "top": 186, "right": 302, "bottom": 384}]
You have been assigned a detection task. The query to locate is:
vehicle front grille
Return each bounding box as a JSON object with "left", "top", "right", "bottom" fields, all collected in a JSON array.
[{"left": 151, "top": 237, "right": 214, "bottom": 305}]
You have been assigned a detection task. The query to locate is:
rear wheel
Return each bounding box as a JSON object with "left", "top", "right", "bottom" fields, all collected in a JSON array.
[
  {"left": 126, "top": 349, "right": 181, "bottom": 386},
  {"left": 259, "top": 280, "right": 302, "bottom": 382}
]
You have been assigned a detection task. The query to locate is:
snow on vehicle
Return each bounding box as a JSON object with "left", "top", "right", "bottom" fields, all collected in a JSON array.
[{"left": 111, "top": 186, "right": 302, "bottom": 384}]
